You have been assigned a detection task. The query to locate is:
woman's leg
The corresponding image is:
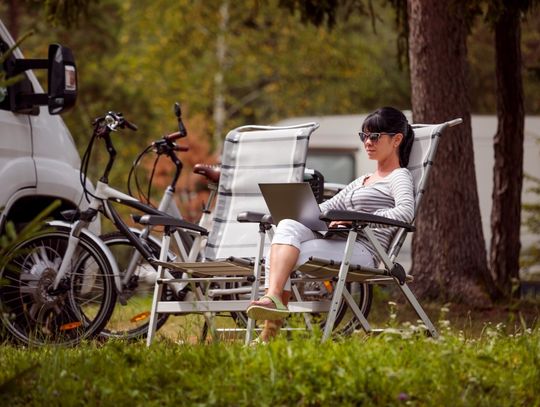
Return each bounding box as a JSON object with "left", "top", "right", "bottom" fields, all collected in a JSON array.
[
  {"left": 260, "top": 291, "right": 291, "bottom": 342},
  {"left": 266, "top": 244, "right": 299, "bottom": 299},
  {"left": 251, "top": 220, "right": 321, "bottom": 340},
  {"left": 247, "top": 219, "right": 319, "bottom": 324},
  {"left": 256, "top": 219, "right": 319, "bottom": 304},
  {"left": 259, "top": 237, "right": 374, "bottom": 341}
]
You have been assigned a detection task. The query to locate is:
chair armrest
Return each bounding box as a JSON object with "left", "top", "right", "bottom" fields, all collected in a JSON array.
[
  {"left": 237, "top": 211, "right": 266, "bottom": 223},
  {"left": 320, "top": 209, "right": 415, "bottom": 231},
  {"left": 132, "top": 214, "right": 209, "bottom": 235},
  {"left": 237, "top": 211, "right": 274, "bottom": 225}
]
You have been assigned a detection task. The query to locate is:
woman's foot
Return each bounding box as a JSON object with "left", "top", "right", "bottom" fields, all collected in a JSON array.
[
  {"left": 260, "top": 320, "right": 283, "bottom": 342},
  {"left": 246, "top": 295, "right": 289, "bottom": 320}
]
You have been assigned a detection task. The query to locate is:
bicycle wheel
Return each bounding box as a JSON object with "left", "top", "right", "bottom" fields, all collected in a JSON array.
[
  {"left": 99, "top": 231, "right": 176, "bottom": 340},
  {"left": 0, "top": 229, "right": 117, "bottom": 346},
  {"left": 327, "top": 281, "right": 373, "bottom": 334}
]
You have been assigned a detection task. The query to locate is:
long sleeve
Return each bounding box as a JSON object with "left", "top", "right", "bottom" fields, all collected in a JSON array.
[
  {"left": 319, "top": 176, "right": 367, "bottom": 213},
  {"left": 317, "top": 168, "right": 415, "bottom": 256},
  {"left": 373, "top": 169, "right": 414, "bottom": 224}
]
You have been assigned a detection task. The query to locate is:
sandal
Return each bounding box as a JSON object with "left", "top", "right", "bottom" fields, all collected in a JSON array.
[
  {"left": 247, "top": 336, "right": 268, "bottom": 347},
  {"left": 246, "top": 295, "right": 289, "bottom": 320}
]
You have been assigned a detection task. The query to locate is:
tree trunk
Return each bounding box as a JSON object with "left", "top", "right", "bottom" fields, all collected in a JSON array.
[
  {"left": 213, "top": 0, "right": 229, "bottom": 152},
  {"left": 7, "top": 0, "right": 21, "bottom": 39},
  {"left": 490, "top": 4, "right": 524, "bottom": 299},
  {"left": 407, "top": 0, "right": 493, "bottom": 307}
]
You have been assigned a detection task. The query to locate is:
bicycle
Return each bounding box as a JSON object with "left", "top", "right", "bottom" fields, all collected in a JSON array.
[
  {"left": 0, "top": 107, "right": 207, "bottom": 345},
  {"left": 100, "top": 106, "right": 222, "bottom": 339}
]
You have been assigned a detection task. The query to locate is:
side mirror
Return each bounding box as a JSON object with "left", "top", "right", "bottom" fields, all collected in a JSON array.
[
  {"left": 47, "top": 44, "right": 77, "bottom": 114},
  {"left": 10, "top": 43, "right": 78, "bottom": 115}
]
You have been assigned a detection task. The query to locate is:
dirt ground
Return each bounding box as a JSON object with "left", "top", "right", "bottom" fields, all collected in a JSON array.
[{"left": 367, "top": 286, "right": 540, "bottom": 336}]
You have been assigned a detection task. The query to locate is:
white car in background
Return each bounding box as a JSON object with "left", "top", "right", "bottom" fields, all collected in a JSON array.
[{"left": 0, "top": 19, "right": 94, "bottom": 233}]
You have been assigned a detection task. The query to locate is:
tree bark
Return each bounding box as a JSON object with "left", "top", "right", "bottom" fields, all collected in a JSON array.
[
  {"left": 213, "top": 0, "right": 229, "bottom": 152},
  {"left": 490, "top": 4, "right": 524, "bottom": 299},
  {"left": 407, "top": 0, "right": 493, "bottom": 307},
  {"left": 7, "top": 0, "right": 20, "bottom": 39}
]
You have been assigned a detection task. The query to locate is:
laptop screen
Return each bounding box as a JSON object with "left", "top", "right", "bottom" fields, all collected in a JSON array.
[{"left": 259, "top": 183, "right": 328, "bottom": 231}]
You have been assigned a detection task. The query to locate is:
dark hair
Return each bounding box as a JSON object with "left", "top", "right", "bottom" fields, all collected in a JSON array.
[{"left": 361, "top": 106, "right": 414, "bottom": 167}]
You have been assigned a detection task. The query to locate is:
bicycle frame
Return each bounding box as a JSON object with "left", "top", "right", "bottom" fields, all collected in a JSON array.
[{"left": 51, "top": 179, "right": 205, "bottom": 296}]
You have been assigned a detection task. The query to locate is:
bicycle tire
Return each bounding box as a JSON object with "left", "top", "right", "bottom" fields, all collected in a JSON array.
[
  {"left": 99, "top": 231, "right": 175, "bottom": 340},
  {"left": 0, "top": 229, "right": 117, "bottom": 346},
  {"left": 334, "top": 282, "right": 373, "bottom": 334}
]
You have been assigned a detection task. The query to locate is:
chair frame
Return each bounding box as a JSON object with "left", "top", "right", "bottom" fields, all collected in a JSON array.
[
  {"left": 282, "top": 118, "right": 463, "bottom": 341},
  {"left": 143, "top": 118, "right": 462, "bottom": 345}
]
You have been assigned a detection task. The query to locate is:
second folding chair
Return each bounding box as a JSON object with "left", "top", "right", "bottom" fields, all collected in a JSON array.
[{"left": 143, "top": 122, "right": 319, "bottom": 345}]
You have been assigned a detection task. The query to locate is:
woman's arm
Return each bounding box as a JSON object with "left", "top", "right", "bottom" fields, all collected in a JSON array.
[
  {"left": 373, "top": 169, "right": 415, "bottom": 224},
  {"left": 319, "top": 175, "right": 367, "bottom": 213}
]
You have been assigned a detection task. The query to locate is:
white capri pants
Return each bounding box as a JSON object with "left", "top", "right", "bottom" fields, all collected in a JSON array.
[{"left": 264, "top": 219, "right": 375, "bottom": 291}]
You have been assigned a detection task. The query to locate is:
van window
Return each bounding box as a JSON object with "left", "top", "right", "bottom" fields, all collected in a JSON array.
[
  {"left": 0, "top": 39, "right": 38, "bottom": 114},
  {"left": 306, "top": 151, "right": 356, "bottom": 184}
]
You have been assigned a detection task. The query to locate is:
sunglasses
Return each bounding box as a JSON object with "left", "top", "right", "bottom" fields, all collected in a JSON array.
[{"left": 358, "top": 132, "right": 397, "bottom": 143}]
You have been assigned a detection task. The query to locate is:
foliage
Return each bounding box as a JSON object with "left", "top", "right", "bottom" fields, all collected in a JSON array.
[
  {"left": 278, "top": 0, "right": 373, "bottom": 28},
  {"left": 468, "top": 2, "right": 540, "bottom": 114},
  {"left": 0, "top": 200, "right": 60, "bottom": 272},
  {"left": 0, "top": 31, "right": 34, "bottom": 101},
  {"left": 42, "top": 0, "right": 97, "bottom": 28},
  {"left": 521, "top": 173, "right": 540, "bottom": 270},
  {"left": 0, "top": 1, "right": 538, "bottom": 223},
  {"left": 0, "top": 326, "right": 538, "bottom": 406},
  {"left": 1, "top": 0, "right": 411, "bottom": 207}
]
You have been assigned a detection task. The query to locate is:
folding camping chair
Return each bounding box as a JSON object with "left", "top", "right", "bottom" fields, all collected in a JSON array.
[
  {"left": 266, "top": 118, "right": 464, "bottom": 341},
  {"left": 145, "top": 118, "right": 462, "bottom": 345},
  {"left": 143, "top": 122, "right": 319, "bottom": 346}
]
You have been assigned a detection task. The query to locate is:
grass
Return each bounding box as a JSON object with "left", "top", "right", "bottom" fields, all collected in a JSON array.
[{"left": 1, "top": 310, "right": 539, "bottom": 406}]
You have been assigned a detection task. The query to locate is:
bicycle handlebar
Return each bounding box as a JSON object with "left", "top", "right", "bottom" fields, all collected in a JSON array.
[
  {"left": 123, "top": 118, "right": 138, "bottom": 131},
  {"left": 94, "top": 111, "right": 138, "bottom": 134},
  {"left": 163, "top": 131, "right": 183, "bottom": 142},
  {"left": 174, "top": 102, "right": 187, "bottom": 138},
  {"left": 151, "top": 138, "right": 189, "bottom": 153},
  {"left": 126, "top": 102, "right": 189, "bottom": 202}
]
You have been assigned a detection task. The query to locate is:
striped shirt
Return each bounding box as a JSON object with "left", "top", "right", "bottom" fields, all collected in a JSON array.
[{"left": 319, "top": 167, "right": 415, "bottom": 258}]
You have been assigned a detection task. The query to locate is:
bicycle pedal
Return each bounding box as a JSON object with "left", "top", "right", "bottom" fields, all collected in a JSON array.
[{"left": 118, "top": 294, "right": 128, "bottom": 306}]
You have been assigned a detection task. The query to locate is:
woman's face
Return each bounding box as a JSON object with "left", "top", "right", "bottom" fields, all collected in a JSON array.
[{"left": 361, "top": 130, "right": 403, "bottom": 162}]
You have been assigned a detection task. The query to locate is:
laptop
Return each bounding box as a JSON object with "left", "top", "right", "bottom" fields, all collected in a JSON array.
[{"left": 258, "top": 182, "right": 328, "bottom": 231}]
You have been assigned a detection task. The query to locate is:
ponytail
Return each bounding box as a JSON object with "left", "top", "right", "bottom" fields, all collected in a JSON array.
[{"left": 399, "top": 123, "right": 414, "bottom": 168}]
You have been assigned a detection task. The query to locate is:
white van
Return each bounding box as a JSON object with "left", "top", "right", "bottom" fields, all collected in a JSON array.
[
  {"left": 0, "top": 20, "right": 90, "bottom": 232},
  {"left": 276, "top": 114, "right": 540, "bottom": 270}
]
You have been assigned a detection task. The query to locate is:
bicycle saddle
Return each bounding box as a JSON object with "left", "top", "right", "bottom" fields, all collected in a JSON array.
[{"left": 193, "top": 164, "right": 220, "bottom": 183}]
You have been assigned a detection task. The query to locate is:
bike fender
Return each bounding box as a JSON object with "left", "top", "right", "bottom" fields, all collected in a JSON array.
[
  {"left": 48, "top": 220, "right": 123, "bottom": 293},
  {"left": 126, "top": 227, "right": 161, "bottom": 247},
  {"left": 126, "top": 227, "right": 178, "bottom": 261}
]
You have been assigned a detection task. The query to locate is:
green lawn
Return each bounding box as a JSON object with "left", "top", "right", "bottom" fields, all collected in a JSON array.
[{"left": 1, "top": 320, "right": 539, "bottom": 406}]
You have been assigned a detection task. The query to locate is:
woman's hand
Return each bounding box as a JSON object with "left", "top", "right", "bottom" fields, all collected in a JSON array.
[{"left": 328, "top": 221, "right": 352, "bottom": 229}]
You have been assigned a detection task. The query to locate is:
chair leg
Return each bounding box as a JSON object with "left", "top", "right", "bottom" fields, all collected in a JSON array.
[
  {"left": 322, "top": 230, "right": 357, "bottom": 342},
  {"left": 146, "top": 276, "right": 164, "bottom": 346},
  {"left": 245, "top": 228, "right": 266, "bottom": 345},
  {"left": 146, "top": 234, "right": 171, "bottom": 347},
  {"left": 342, "top": 287, "right": 371, "bottom": 333},
  {"left": 198, "top": 283, "right": 218, "bottom": 342},
  {"left": 399, "top": 283, "right": 439, "bottom": 338},
  {"left": 291, "top": 284, "right": 313, "bottom": 331}
]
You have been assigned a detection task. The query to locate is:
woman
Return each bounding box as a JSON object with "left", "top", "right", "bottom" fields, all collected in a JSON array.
[{"left": 247, "top": 106, "right": 415, "bottom": 340}]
